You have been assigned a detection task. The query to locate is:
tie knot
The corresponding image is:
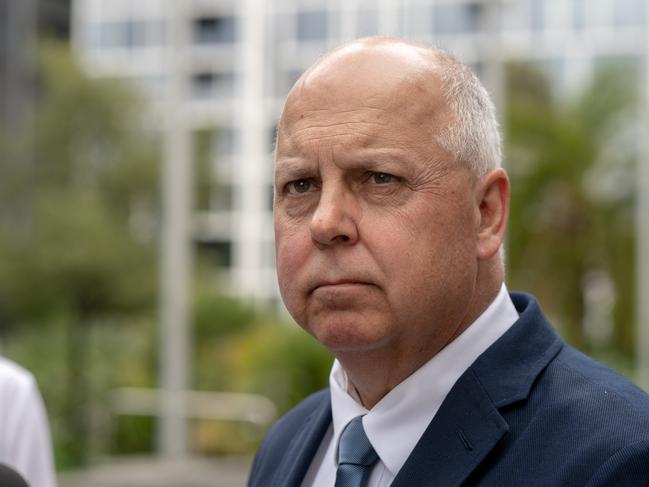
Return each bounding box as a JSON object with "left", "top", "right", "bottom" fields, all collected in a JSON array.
[{"left": 338, "top": 416, "right": 378, "bottom": 467}]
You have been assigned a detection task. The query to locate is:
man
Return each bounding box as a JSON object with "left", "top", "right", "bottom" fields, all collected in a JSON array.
[
  {"left": 248, "top": 37, "right": 649, "bottom": 486},
  {"left": 0, "top": 356, "right": 57, "bottom": 487}
]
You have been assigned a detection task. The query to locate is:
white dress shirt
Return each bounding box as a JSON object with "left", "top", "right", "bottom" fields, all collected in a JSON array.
[
  {"left": 0, "top": 357, "right": 58, "bottom": 487},
  {"left": 301, "top": 284, "right": 519, "bottom": 487}
]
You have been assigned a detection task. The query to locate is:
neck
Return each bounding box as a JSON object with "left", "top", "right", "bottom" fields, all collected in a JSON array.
[
  {"left": 338, "top": 346, "right": 441, "bottom": 408},
  {"left": 339, "top": 268, "right": 504, "bottom": 409}
]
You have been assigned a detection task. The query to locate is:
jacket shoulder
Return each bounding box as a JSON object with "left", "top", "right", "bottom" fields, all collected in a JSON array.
[
  {"left": 548, "top": 344, "right": 649, "bottom": 436},
  {"left": 470, "top": 293, "right": 649, "bottom": 485},
  {"left": 248, "top": 389, "right": 329, "bottom": 486},
  {"left": 262, "top": 389, "right": 329, "bottom": 449},
  {"left": 478, "top": 345, "right": 649, "bottom": 485}
]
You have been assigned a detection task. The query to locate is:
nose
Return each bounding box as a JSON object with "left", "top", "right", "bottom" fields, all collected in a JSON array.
[{"left": 310, "top": 187, "right": 359, "bottom": 247}]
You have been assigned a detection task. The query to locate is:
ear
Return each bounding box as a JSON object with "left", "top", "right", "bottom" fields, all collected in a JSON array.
[{"left": 475, "top": 168, "right": 510, "bottom": 260}]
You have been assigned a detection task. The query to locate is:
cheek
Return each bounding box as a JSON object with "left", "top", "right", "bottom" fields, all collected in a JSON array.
[
  {"left": 375, "top": 205, "right": 477, "bottom": 296},
  {"left": 275, "top": 223, "right": 311, "bottom": 313},
  {"left": 275, "top": 222, "right": 308, "bottom": 274}
]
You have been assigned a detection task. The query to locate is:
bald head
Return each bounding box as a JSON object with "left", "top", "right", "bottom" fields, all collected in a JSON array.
[{"left": 278, "top": 37, "right": 501, "bottom": 176}]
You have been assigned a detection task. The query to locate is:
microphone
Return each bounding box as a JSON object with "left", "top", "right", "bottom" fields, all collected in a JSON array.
[{"left": 0, "top": 463, "right": 29, "bottom": 487}]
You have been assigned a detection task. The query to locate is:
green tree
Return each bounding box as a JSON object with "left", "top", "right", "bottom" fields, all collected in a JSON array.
[
  {"left": 505, "top": 62, "right": 638, "bottom": 367},
  {"left": 0, "top": 41, "right": 159, "bottom": 466}
]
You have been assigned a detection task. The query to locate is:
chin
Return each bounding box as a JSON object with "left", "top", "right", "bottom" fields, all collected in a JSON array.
[{"left": 309, "top": 317, "right": 392, "bottom": 353}]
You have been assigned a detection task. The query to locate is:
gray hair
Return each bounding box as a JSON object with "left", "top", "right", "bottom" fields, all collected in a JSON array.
[{"left": 433, "top": 49, "right": 502, "bottom": 176}]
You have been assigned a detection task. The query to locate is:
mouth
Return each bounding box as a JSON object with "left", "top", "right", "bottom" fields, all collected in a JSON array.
[{"left": 310, "top": 279, "right": 375, "bottom": 294}]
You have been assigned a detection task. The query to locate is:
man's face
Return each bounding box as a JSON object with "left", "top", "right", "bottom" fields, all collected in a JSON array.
[{"left": 274, "top": 46, "right": 482, "bottom": 360}]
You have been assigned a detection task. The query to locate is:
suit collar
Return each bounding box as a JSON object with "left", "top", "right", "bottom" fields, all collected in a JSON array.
[
  {"left": 392, "top": 292, "right": 564, "bottom": 486},
  {"left": 272, "top": 293, "right": 563, "bottom": 487},
  {"left": 472, "top": 292, "right": 564, "bottom": 408}
]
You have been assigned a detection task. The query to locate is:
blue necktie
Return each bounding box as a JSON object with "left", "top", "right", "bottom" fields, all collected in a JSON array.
[{"left": 334, "top": 416, "right": 378, "bottom": 487}]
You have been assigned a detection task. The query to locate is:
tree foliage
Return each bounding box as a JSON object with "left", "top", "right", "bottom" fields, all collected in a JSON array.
[
  {"left": 505, "top": 62, "right": 638, "bottom": 366},
  {"left": 0, "top": 41, "right": 159, "bottom": 466}
]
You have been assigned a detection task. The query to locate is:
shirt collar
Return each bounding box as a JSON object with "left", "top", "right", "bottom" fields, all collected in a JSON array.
[{"left": 329, "top": 283, "right": 519, "bottom": 475}]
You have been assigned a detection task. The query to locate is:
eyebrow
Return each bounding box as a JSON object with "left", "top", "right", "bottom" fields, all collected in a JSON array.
[
  {"left": 342, "top": 158, "right": 404, "bottom": 170},
  {"left": 274, "top": 159, "right": 316, "bottom": 182}
]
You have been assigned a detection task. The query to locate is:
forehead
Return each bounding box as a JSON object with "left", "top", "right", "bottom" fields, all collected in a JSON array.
[
  {"left": 283, "top": 57, "right": 447, "bottom": 126},
  {"left": 276, "top": 43, "right": 453, "bottom": 162},
  {"left": 275, "top": 87, "right": 452, "bottom": 175}
]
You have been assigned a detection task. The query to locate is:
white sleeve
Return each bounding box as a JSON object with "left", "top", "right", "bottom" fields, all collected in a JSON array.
[{"left": 0, "top": 359, "right": 57, "bottom": 487}]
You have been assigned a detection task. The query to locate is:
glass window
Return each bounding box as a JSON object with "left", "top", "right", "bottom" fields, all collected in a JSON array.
[
  {"left": 501, "top": 1, "right": 527, "bottom": 31},
  {"left": 193, "top": 16, "right": 237, "bottom": 44},
  {"left": 125, "top": 20, "right": 145, "bottom": 47},
  {"left": 432, "top": 3, "right": 482, "bottom": 34},
  {"left": 529, "top": 0, "right": 545, "bottom": 31},
  {"left": 572, "top": 0, "right": 586, "bottom": 30},
  {"left": 297, "top": 9, "right": 328, "bottom": 41},
  {"left": 98, "top": 21, "right": 127, "bottom": 48},
  {"left": 210, "top": 183, "right": 233, "bottom": 212},
  {"left": 190, "top": 71, "right": 235, "bottom": 100},
  {"left": 192, "top": 72, "right": 216, "bottom": 99},
  {"left": 612, "top": 0, "right": 645, "bottom": 27},
  {"left": 196, "top": 240, "right": 232, "bottom": 267},
  {"left": 96, "top": 19, "right": 148, "bottom": 49}
]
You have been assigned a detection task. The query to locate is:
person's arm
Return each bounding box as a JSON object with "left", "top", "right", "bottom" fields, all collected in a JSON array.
[{"left": 6, "top": 374, "right": 57, "bottom": 487}]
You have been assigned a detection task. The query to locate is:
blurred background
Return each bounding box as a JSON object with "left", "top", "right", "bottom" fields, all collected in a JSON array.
[{"left": 1, "top": 0, "right": 648, "bottom": 485}]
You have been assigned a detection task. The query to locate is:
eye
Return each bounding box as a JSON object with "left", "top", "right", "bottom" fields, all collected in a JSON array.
[
  {"left": 286, "top": 179, "right": 313, "bottom": 194},
  {"left": 369, "top": 172, "right": 398, "bottom": 184}
]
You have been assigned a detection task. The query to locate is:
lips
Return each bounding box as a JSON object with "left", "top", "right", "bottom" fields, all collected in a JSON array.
[{"left": 309, "top": 279, "right": 374, "bottom": 294}]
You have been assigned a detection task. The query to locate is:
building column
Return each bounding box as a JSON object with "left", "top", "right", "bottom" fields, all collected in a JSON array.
[{"left": 235, "top": 0, "right": 267, "bottom": 301}]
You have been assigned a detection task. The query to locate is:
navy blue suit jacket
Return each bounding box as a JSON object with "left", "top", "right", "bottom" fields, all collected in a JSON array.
[{"left": 248, "top": 293, "right": 649, "bottom": 486}]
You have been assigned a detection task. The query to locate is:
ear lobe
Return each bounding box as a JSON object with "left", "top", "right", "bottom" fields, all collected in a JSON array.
[{"left": 476, "top": 168, "right": 510, "bottom": 260}]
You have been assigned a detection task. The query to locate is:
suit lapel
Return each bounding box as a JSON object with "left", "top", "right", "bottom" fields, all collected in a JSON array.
[
  {"left": 393, "top": 293, "right": 563, "bottom": 487},
  {"left": 392, "top": 370, "right": 508, "bottom": 487},
  {"left": 272, "top": 395, "right": 332, "bottom": 487},
  {"left": 269, "top": 293, "right": 562, "bottom": 487}
]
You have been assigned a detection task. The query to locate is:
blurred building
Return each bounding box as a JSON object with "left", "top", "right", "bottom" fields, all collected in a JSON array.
[
  {"left": 0, "top": 0, "right": 71, "bottom": 128},
  {"left": 70, "top": 0, "right": 647, "bottom": 304}
]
